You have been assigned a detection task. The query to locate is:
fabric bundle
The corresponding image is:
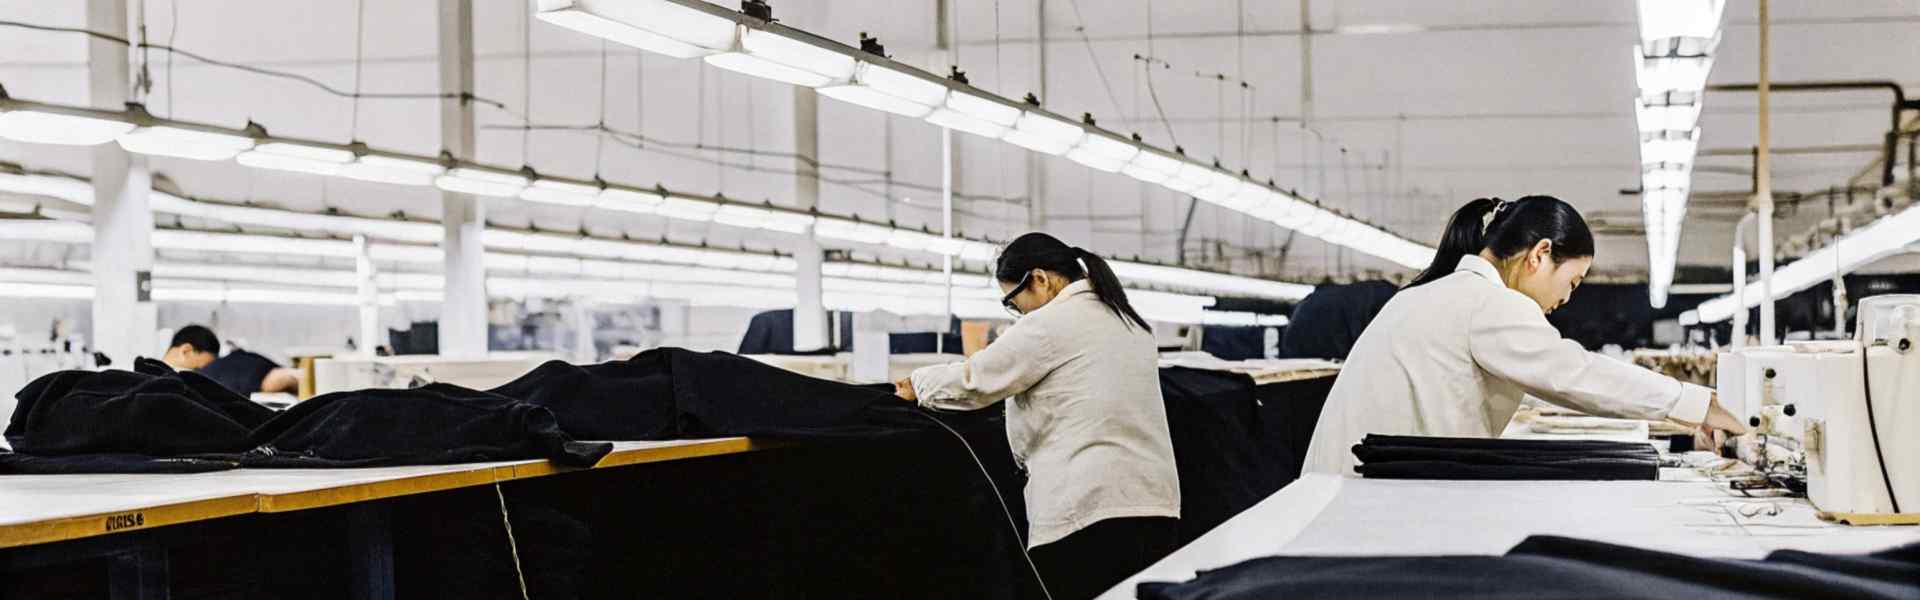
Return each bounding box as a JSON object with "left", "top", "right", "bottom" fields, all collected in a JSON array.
[
  {"left": 1138, "top": 535, "right": 1920, "bottom": 599},
  {"left": 1352, "top": 434, "right": 1660, "bottom": 481}
]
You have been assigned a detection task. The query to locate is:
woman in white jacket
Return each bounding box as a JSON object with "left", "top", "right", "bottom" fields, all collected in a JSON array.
[
  {"left": 1302, "top": 196, "right": 1748, "bottom": 476},
  {"left": 895, "top": 232, "right": 1180, "bottom": 600}
]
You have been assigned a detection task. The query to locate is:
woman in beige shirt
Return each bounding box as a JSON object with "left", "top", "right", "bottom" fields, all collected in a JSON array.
[
  {"left": 1303, "top": 196, "right": 1749, "bottom": 476},
  {"left": 895, "top": 232, "right": 1180, "bottom": 600}
]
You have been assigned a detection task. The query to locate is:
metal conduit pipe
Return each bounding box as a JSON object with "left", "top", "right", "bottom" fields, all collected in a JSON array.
[{"left": 1706, "top": 80, "right": 1920, "bottom": 188}]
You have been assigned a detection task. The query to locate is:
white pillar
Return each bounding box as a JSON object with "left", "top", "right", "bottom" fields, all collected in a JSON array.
[
  {"left": 792, "top": 87, "right": 829, "bottom": 351},
  {"left": 438, "top": 0, "right": 487, "bottom": 357},
  {"left": 941, "top": 127, "right": 954, "bottom": 354},
  {"left": 354, "top": 235, "right": 381, "bottom": 357},
  {"left": 88, "top": 0, "right": 156, "bottom": 366},
  {"left": 1731, "top": 212, "right": 1752, "bottom": 350}
]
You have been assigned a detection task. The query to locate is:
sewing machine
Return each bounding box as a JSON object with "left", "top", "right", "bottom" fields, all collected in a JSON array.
[{"left": 1717, "top": 294, "right": 1919, "bottom": 521}]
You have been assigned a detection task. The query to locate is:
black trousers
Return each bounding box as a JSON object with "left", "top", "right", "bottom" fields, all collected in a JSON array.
[{"left": 1029, "top": 516, "right": 1180, "bottom": 600}]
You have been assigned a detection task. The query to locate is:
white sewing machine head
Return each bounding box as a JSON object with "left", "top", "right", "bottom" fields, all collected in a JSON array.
[{"left": 1716, "top": 294, "right": 1918, "bottom": 517}]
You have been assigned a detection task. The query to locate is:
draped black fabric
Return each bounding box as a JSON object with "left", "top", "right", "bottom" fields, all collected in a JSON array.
[
  {"left": 1280, "top": 281, "right": 1398, "bottom": 360},
  {"left": 239, "top": 384, "right": 612, "bottom": 468},
  {"left": 4, "top": 358, "right": 270, "bottom": 456},
  {"left": 1201, "top": 326, "right": 1275, "bottom": 361},
  {"left": 1158, "top": 367, "right": 1283, "bottom": 543},
  {"left": 1138, "top": 535, "right": 1920, "bottom": 600},
  {"left": 196, "top": 349, "right": 281, "bottom": 396},
  {"left": 1352, "top": 435, "right": 1660, "bottom": 481}
]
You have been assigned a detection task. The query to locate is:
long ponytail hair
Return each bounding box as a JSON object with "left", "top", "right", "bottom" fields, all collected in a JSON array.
[
  {"left": 1405, "top": 195, "right": 1595, "bottom": 289},
  {"left": 995, "top": 232, "right": 1152, "bottom": 332}
]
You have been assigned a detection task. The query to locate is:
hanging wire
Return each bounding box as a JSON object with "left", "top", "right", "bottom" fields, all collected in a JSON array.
[
  {"left": 0, "top": 20, "right": 516, "bottom": 112},
  {"left": 594, "top": 40, "right": 607, "bottom": 175},
  {"left": 349, "top": 0, "right": 365, "bottom": 140},
  {"left": 1063, "top": 0, "right": 1125, "bottom": 121},
  {"left": 165, "top": 0, "right": 178, "bottom": 118},
  {"left": 522, "top": 6, "right": 533, "bottom": 163}
]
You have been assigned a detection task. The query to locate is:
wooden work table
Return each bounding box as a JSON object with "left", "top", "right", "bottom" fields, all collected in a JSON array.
[{"left": 0, "top": 438, "right": 758, "bottom": 550}]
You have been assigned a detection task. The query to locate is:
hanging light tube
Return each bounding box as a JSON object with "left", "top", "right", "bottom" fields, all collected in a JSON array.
[
  {"left": 532, "top": 0, "right": 738, "bottom": 59},
  {"left": 434, "top": 167, "right": 529, "bottom": 197}
]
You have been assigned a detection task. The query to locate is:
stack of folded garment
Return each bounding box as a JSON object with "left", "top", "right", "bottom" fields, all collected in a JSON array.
[{"left": 1352, "top": 434, "right": 1660, "bottom": 481}]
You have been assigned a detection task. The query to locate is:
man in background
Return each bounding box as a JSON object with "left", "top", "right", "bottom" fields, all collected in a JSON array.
[{"left": 160, "top": 325, "right": 221, "bottom": 371}]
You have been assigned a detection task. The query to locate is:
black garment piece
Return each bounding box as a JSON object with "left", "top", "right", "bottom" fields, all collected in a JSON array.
[
  {"left": 2, "top": 356, "right": 608, "bottom": 473},
  {"left": 388, "top": 321, "right": 438, "bottom": 355},
  {"left": 1201, "top": 326, "right": 1275, "bottom": 361},
  {"left": 1158, "top": 368, "right": 1284, "bottom": 543},
  {"left": 239, "top": 384, "right": 611, "bottom": 468},
  {"left": 5, "top": 358, "right": 272, "bottom": 455},
  {"left": 1138, "top": 535, "right": 1920, "bottom": 600},
  {"left": 197, "top": 349, "right": 280, "bottom": 396},
  {"left": 1280, "top": 280, "right": 1397, "bottom": 360},
  {"left": 1254, "top": 375, "right": 1335, "bottom": 480},
  {"left": 737, "top": 309, "right": 847, "bottom": 355},
  {"left": 1352, "top": 434, "right": 1660, "bottom": 481},
  {"left": 1031, "top": 516, "right": 1180, "bottom": 600}
]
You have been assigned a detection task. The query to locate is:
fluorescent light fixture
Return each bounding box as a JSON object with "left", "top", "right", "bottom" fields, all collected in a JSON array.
[
  {"left": 1002, "top": 111, "right": 1085, "bottom": 155},
  {"left": 1635, "top": 97, "right": 1702, "bottom": 134},
  {"left": 704, "top": 29, "right": 855, "bottom": 88},
  {"left": 0, "top": 282, "right": 94, "bottom": 299},
  {"left": 813, "top": 217, "right": 893, "bottom": 245},
  {"left": 1162, "top": 162, "right": 1220, "bottom": 195},
  {"left": 342, "top": 155, "right": 445, "bottom": 186},
  {"left": 0, "top": 110, "right": 134, "bottom": 145},
  {"left": 656, "top": 197, "right": 721, "bottom": 221},
  {"left": 148, "top": 191, "right": 444, "bottom": 243},
  {"left": 1642, "top": 165, "right": 1693, "bottom": 191},
  {"left": 818, "top": 63, "right": 948, "bottom": 118},
  {"left": 1065, "top": 131, "right": 1139, "bottom": 172},
  {"left": 0, "top": 266, "right": 91, "bottom": 286},
  {"left": 714, "top": 204, "right": 814, "bottom": 233},
  {"left": 1636, "top": 0, "right": 1726, "bottom": 43},
  {"left": 519, "top": 179, "right": 600, "bottom": 206},
  {"left": 595, "top": 187, "right": 665, "bottom": 214},
  {"left": 434, "top": 167, "right": 529, "bottom": 197},
  {"left": 151, "top": 230, "right": 357, "bottom": 258},
  {"left": 1634, "top": 49, "right": 1714, "bottom": 94},
  {"left": 959, "top": 241, "right": 998, "bottom": 262},
  {"left": 116, "top": 126, "right": 255, "bottom": 161},
  {"left": 0, "top": 171, "right": 94, "bottom": 205},
  {"left": 1333, "top": 23, "right": 1428, "bottom": 35},
  {"left": 885, "top": 229, "right": 941, "bottom": 252},
  {"left": 1121, "top": 148, "right": 1183, "bottom": 184},
  {"left": 925, "top": 91, "right": 1020, "bottom": 139},
  {"left": 235, "top": 142, "right": 355, "bottom": 176},
  {"left": 532, "top": 0, "right": 735, "bottom": 59},
  {"left": 0, "top": 219, "right": 89, "bottom": 243},
  {"left": 1639, "top": 129, "right": 1699, "bottom": 165}
]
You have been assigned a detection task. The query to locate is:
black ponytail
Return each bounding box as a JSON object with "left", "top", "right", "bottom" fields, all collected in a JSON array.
[
  {"left": 1404, "top": 195, "right": 1596, "bottom": 289},
  {"left": 995, "top": 232, "right": 1153, "bottom": 333}
]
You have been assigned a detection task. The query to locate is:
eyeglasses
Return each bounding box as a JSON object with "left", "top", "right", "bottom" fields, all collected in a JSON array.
[{"left": 1001, "top": 271, "right": 1033, "bottom": 318}]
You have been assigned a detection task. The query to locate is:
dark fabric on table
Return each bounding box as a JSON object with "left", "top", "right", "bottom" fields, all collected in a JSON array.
[
  {"left": 1254, "top": 375, "right": 1336, "bottom": 479},
  {"left": 1201, "top": 326, "right": 1275, "bottom": 361},
  {"left": 1031, "top": 516, "right": 1180, "bottom": 600},
  {"left": 4, "top": 357, "right": 271, "bottom": 456},
  {"left": 1158, "top": 367, "right": 1284, "bottom": 543},
  {"left": 1, "top": 357, "right": 610, "bottom": 473},
  {"left": 737, "top": 309, "right": 848, "bottom": 355},
  {"left": 1280, "top": 280, "right": 1398, "bottom": 360},
  {"left": 197, "top": 349, "right": 281, "bottom": 396},
  {"left": 238, "top": 384, "right": 612, "bottom": 468},
  {"left": 1352, "top": 434, "right": 1660, "bottom": 481},
  {"left": 1138, "top": 535, "right": 1920, "bottom": 600}
]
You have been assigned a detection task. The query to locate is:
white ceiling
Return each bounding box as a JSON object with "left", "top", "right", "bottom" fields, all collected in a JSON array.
[{"left": 1, "top": 0, "right": 1916, "bottom": 281}]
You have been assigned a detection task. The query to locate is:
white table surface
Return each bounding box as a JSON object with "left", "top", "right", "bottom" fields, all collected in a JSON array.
[{"left": 1095, "top": 473, "right": 1920, "bottom": 599}]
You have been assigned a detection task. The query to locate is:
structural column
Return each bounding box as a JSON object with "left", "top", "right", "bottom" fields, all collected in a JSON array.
[
  {"left": 438, "top": 0, "right": 487, "bottom": 357},
  {"left": 792, "top": 87, "right": 829, "bottom": 351},
  {"left": 88, "top": 0, "right": 156, "bottom": 366}
]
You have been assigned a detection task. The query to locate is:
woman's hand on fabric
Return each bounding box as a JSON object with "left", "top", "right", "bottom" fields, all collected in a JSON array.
[{"left": 893, "top": 377, "right": 918, "bottom": 402}]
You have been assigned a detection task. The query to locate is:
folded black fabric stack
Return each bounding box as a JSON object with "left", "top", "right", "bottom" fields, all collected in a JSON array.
[
  {"left": 1138, "top": 535, "right": 1920, "bottom": 599},
  {"left": 1352, "top": 434, "right": 1660, "bottom": 481}
]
